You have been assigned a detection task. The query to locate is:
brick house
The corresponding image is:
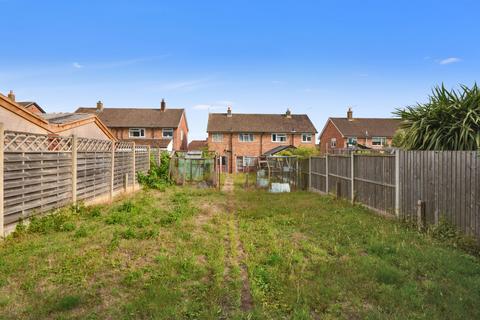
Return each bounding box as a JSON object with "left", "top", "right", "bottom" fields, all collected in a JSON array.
[
  {"left": 207, "top": 107, "right": 317, "bottom": 173},
  {"left": 318, "top": 108, "right": 401, "bottom": 154},
  {"left": 76, "top": 99, "right": 188, "bottom": 150}
]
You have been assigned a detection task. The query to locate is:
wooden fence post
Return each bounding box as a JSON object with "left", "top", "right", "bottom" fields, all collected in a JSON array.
[
  {"left": 395, "top": 149, "right": 400, "bottom": 217},
  {"left": 147, "top": 146, "right": 151, "bottom": 171},
  {"left": 417, "top": 200, "right": 426, "bottom": 231},
  {"left": 110, "top": 141, "right": 115, "bottom": 201},
  {"left": 131, "top": 142, "right": 136, "bottom": 191},
  {"left": 325, "top": 154, "right": 329, "bottom": 194},
  {"left": 0, "top": 123, "right": 4, "bottom": 237},
  {"left": 308, "top": 156, "right": 312, "bottom": 191},
  {"left": 71, "top": 135, "right": 77, "bottom": 205},
  {"left": 351, "top": 152, "right": 355, "bottom": 203}
]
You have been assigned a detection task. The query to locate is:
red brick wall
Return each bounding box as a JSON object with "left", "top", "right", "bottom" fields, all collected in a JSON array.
[
  {"left": 319, "top": 120, "right": 344, "bottom": 153},
  {"left": 208, "top": 132, "right": 316, "bottom": 172},
  {"left": 173, "top": 112, "right": 188, "bottom": 151}
]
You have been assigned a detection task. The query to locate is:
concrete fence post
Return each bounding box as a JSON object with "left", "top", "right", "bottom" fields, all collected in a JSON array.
[
  {"left": 110, "top": 141, "right": 115, "bottom": 201},
  {"left": 132, "top": 142, "right": 136, "bottom": 191},
  {"left": 325, "top": 154, "right": 329, "bottom": 194},
  {"left": 395, "top": 149, "right": 400, "bottom": 218},
  {"left": 0, "top": 123, "right": 4, "bottom": 237},
  {"left": 351, "top": 152, "right": 355, "bottom": 203},
  {"left": 71, "top": 135, "right": 77, "bottom": 205},
  {"left": 147, "top": 145, "right": 151, "bottom": 171}
]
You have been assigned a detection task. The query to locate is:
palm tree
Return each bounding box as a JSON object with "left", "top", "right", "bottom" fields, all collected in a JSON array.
[{"left": 394, "top": 84, "right": 480, "bottom": 150}]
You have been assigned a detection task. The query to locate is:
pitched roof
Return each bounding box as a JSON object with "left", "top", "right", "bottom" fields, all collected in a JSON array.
[
  {"left": 188, "top": 140, "right": 208, "bottom": 151},
  {"left": 17, "top": 101, "right": 46, "bottom": 114},
  {"left": 40, "top": 113, "right": 93, "bottom": 124},
  {"left": 207, "top": 113, "right": 317, "bottom": 133},
  {"left": 75, "top": 107, "right": 185, "bottom": 128},
  {"left": 262, "top": 145, "right": 296, "bottom": 156},
  {"left": 328, "top": 118, "right": 401, "bottom": 138}
]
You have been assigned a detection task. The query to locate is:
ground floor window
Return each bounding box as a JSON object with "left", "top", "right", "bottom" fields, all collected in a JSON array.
[
  {"left": 347, "top": 136, "right": 357, "bottom": 148},
  {"left": 330, "top": 138, "right": 337, "bottom": 148},
  {"left": 301, "top": 133, "right": 312, "bottom": 142},
  {"left": 236, "top": 156, "right": 257, "bottom": 172},
  {"left": 372, "top": 137, "right": 386, "bottom": 146}
]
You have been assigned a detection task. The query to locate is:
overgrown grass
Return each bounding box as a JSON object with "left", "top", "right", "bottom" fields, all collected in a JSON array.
[
  {"left": 0, "top": 185, "right": 479, "bottom": 319},
  {"left": 235, "top": 190, "right": 480, "bottom": 319}
]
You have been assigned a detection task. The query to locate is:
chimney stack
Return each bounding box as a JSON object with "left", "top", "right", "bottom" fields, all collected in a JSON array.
[
  {"left": 227, "top": 106, "right": 232, "bottom": 117},
  {"left": 285, "top": 108, "right": 292, "bottom": 118},
  {"left": 96, "top": 100, "right": 104, "bottom": 112},
  {"left": 161, "top": 99, "right": 166, "bottom": 112},
  {"left": 7, "top": 90, "right": 15, "bottom": 102},
  {"left": 347, "top": 107, "right": 353, "bottom": 121}
]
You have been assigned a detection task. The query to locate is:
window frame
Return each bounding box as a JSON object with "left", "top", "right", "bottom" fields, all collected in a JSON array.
[
  {"left": 162, "top": 128, "right": 174, "bottom": 139},
  {"left": 238, "top": 133, "right": 254, "bottom": 142},
  {"left": 129, "top": 128, "right": 146, "bottom": 138},
  {"left": 271, "top": 133, "right": 287, "bottom": 142},
  {"left": 301, "top": 133, "right": 313, "bottom": 143},
  {"left": 347, "top": 136, "right": 357, "bottom": 148},
  {"left": 371, "top": 136, "right": 386, "bottom": 146},
  {"left": 212, "top": 133, "right": 223, "bottom": 142},
  {"left": 330, "top": 138, "right": 337, "bottom": 148}
]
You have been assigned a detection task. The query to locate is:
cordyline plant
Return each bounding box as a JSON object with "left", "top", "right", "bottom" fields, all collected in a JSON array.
[{"left": 393, "top": 83, "right": 480, "bottom": 150}]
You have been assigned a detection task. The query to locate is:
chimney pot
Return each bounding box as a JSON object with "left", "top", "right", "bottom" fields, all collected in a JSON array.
[
  {"left": 347, "top": 107, "right": 353, "bottom": 121},
  {"left": 286, "top": 108, "right": 292, "bottom": 118},
  {"left": 227, "top": 106, "right": 232, "bottom": 117},
  {"left": 7, "top": 90, "right": 15, "bottom": 102},
  {"left": 96, "top": 100, "right": 104, "bottom": 112},
  {"left": 161, "top": 99, "right": 166, "bottom": 112}
]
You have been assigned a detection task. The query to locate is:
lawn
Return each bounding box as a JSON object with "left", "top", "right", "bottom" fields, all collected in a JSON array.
[{"left": 0, "top": 181, "right": 479, "bottom": 319}]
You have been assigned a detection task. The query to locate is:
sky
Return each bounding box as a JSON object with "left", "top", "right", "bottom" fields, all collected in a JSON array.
[{"left": 1, "top": 0, "right": 479, "bottom": 140}]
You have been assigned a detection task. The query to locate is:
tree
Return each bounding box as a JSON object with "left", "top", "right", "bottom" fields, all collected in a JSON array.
[{"left": 393, "top": 84, "right": 480, "bottom": 150}]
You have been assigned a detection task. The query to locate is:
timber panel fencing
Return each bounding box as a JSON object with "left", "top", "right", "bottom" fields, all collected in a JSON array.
[{"left": 0, "top": 127, "right": 150, "bottom": 235}]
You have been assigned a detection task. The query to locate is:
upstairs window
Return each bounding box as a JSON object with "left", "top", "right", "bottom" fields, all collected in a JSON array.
[
  {"left": 162, "top": 128, "right": 174, "bottom": 139},
  {"left": 129, "top": 128, "right": 145, "bottom": 138},
  {"left": 272, "top": 133, "right": 287, "bottom": 142},
  {"left": 239, "top": 133, "right": 254, "bottom": 142},
  {"left": 372, "top": 137, "right": 386, "bottom": 146},
  {"left": 212, "top": 133, "right": 223, "bottom": 142},
  {"left": 330, "top": 138, "right": 337, "bottom": 148},
  {"left": 302, "top": 133, "right": 313, "bottom": 143}
]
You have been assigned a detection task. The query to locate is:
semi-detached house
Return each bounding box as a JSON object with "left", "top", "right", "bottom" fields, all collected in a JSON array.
[{"left": 207, "top": 107, "right": 317, "bottom": 173}]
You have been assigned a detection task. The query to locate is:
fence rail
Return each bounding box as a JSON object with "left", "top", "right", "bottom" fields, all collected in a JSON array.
[
  {"left": 305, "top": 150, "right": 480, "bottom": 240},
  {"left": 0, "top": 127, "right": 151, "bottom": 235}
]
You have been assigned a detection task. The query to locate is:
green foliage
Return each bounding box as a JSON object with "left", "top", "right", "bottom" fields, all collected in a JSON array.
[
  {"left": 394, "top": 83, "right": 480, "bottom": 150},
  {"left": 277, "top": 146, "right": 319, "bottom": 158},
  {"left": 428, "top": 217, "right": 480, "bottom": 256},
  {"left": 138, "top": 152, "right": 172, "bottom": 190}
]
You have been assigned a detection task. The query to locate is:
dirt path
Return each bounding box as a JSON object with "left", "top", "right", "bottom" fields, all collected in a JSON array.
[{"left": 222, "top": 175, "right": 254, "bottom": 312}]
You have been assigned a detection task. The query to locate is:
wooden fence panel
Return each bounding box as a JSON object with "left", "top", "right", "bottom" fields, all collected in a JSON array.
[
  {"left": 328, "top": 155, "right": 351, "bottom": 199},
  {"left": 310, "top": 157, "right": 326, "bottom": 192},
  {"left": 399, "top": 150, "right": 480, "bottom": 238},
  {"left": 354, "top": 154, "right": 396, "bottom": 214},
  {"left": 134, "top": 146, "right": 150, "bottom": 178},
  {"left": 3, "top": 151, "right": 72, "bottom": 225},
  {"left": 77, "top": 151, "right": 112, "bottom": 201}
]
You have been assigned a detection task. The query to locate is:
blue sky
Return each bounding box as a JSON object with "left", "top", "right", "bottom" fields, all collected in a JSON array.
[{"left": 1, "top": 0, "right": 478, "bottom": 140}]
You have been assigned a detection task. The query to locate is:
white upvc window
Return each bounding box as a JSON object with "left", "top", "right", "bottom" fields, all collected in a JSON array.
[
  {"left": 212, "top": 133, "right": 223, "bottom": 142},
  {"left": 239, "top": 133, "right": 254, "bottom": 142},
  {"left": 243, "top": 156, "right": 256, "bottom": 167},
  {"left": 301, "top": 133, "right": 313, "bottom": 143},
  {"left": 271, "top": 133, "right": 287, "bottom": 142},
  {"left": 347, "top": 136, "right": 357, "bottom": 147},
  {"left": 372, "top": 136, "right": 386, "bottom": 146},
  {"left": 129, "top": 128, "right": 145, "bottom": 138},
  {"left": 162, "top": 128, "right": 174, "bottom": 139},
  {"left": 330, "top": 138, "right": 337, "bottom": 148}
]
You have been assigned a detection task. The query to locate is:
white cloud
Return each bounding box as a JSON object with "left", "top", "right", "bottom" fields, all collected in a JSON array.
[
  {"left": 439, "top": 57, "right": 461, "bottom": 65},
  {"left": 72, "top": 62, "right": 84, "bottom": 69},
  {"left": 193, "top": 104, "right": 211, "bottom": 110},
  {"left": 193, "top": 102, "right": 231, "bottom": 111}
]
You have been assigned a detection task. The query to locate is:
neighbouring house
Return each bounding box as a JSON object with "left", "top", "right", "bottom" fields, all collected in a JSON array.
[
  {"left": 318, "top": 108, "right": 401, "bottom": 154},
  {"left": 188, "top": 139, "right": 208, "bottom": 151},
  {"left": 0, "top": 90, "right": 115, "bottom": 140},
  {"left": 207, "top": 107, "right": 317, "bottom": 173},
  {"left": 76, "top": 99, "right": 188, "bottom": 150}
]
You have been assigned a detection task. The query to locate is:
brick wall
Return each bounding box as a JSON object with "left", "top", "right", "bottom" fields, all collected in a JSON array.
[
  {"left": 319, "top": 120, "right": 344, "bottom": 153},
  {"left": 208, "top": 132, "right": 316, "bottom": 172}
]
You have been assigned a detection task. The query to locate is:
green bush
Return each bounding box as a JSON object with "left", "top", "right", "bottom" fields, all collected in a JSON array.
[
  {"left": 138, "top": 152, "right": 172, "bottom": 190},
  {"left": 277, "top": 146, "right": 319, "bottom": 158}
]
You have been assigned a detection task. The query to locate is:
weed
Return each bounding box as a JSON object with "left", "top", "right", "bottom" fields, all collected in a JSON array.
[
  {"left": 53, "top": 295, "right": 81, "bottom": 312},
  {"left": 74, "top": 225, "right": 88, "bottom": 238}
]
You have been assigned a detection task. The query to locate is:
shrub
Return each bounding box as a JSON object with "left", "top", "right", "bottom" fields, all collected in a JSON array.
[{"left": 138, "top": 152, "right": 172, "bottom": 190}]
